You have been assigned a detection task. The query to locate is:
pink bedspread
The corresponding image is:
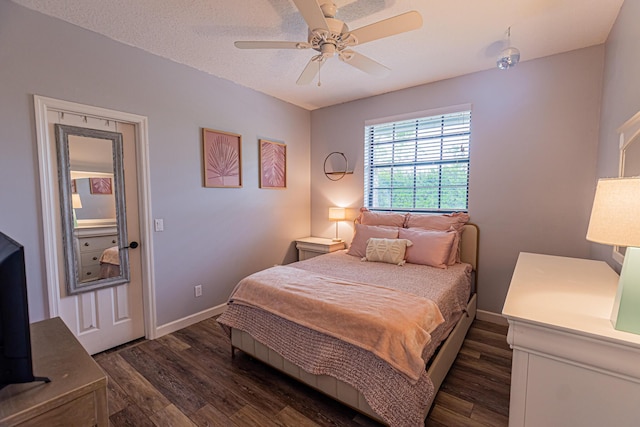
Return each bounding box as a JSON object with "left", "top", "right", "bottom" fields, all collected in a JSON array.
[
  {"left": 218, "top": 251, "right": 472, "bottom": 427},
  {"left": 230, "top": 265, "right": 444, "bottom": 381},
  {"left": 295, "top": 251, "right": 472, "bottom": 362}
]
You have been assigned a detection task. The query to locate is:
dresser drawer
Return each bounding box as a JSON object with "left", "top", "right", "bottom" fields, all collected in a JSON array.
[
  {"left": 80, "top": 264, "right": 102, "bottom": 281},
  {"left": 80, "top": 250, "right": 103, "bottom": 268},
  {"left": 17, "top": 392, "right": 98, "bottom": 427},
  {"left": 79, "top": 235, "right": 118, "bottom": 253}
]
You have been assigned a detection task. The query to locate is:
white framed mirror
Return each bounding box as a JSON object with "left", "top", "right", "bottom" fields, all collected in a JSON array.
[{"left": 613, "top": 111, "right": 640, "bottom": 264}]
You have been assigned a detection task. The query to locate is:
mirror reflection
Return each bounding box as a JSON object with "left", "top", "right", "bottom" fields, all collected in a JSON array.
[
  {"left": 614, "top": 128, "right": 640, "bottom": 261},
  {"left": 56, "top": 124, "right": 130, "bottom": 294}
]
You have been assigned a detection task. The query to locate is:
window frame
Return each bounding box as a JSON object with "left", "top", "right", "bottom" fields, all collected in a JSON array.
[{"left": 364, "top": 105, "right": 472, "bottom": 213}]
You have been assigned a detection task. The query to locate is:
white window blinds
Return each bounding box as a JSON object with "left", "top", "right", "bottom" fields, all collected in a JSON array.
[{"left": 364, "top": 110, "right": 471, "bottom": 212}]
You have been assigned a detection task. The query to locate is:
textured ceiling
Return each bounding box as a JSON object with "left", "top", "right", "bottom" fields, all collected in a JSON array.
[{"left": 12, "top": 0, "right": 624, "bottom": 110}]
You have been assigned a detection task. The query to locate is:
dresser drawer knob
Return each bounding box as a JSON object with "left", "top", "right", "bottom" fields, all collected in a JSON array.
[
  {"left": 92, "top": 256, "right": 98, "bottom": 261},
  {"left": 84, "top": 242, "right": 90, "bottom": 246}
]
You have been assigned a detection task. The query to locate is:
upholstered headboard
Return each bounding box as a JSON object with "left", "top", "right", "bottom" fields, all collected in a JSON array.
[{"left": 459, "top": 223, "right": 479, "bottom": 272}]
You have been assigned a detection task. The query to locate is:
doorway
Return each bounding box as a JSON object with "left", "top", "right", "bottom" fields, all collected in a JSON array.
[{"left": 34, "top": 95, "right": 156, "bottom": 354}]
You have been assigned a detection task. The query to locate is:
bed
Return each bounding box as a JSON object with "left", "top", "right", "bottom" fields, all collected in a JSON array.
[
  {"left": 218, "top": 212, "right": 478, "bottom": 427},
  {"left": 99, "top": 246, "right": 120, "bottom": 278}
]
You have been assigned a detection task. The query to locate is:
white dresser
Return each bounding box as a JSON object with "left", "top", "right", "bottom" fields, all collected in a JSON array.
[
  {"left": 502, "top": 252, "right": 640, "bottom": 427},
  {"left": 75, "top": 226, "right": 118, "bottom": 282}
]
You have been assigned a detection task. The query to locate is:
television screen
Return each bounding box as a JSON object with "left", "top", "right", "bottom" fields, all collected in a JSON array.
[{"left": 0, "top": 231, "right": 36, "bottom": 388}]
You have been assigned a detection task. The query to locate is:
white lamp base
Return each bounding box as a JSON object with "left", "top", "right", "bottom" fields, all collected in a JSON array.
[
  {"left": 332, "top": 221, "right": 342, "bottom": 243},
  {"left": 611, "top": 246, "right": 640, "bottom": 334}
]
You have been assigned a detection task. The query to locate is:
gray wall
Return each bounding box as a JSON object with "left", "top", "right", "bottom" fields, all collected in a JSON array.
[
  {"left": 592, "top": 0, "right": 640, "bottom": 269},
  {"left": 2, "top": 0, "right": 632, "bottom": 324},
  {"left": 310, "top": 46, "right": 605, "bottom": 314},
  {"left": 0, "top": 1, "right": 311, "bottom": 325}
]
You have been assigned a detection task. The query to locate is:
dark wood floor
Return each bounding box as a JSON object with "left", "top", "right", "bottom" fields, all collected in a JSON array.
[{"left": 94, "top": 318, "right": 512, "bottom": 427}]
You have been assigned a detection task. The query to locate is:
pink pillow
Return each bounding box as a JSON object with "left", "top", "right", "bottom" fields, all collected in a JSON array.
[
  {"left": 357, "top": 208, "right": 407, "bottom": 227},
  {"left": 399, "top": 228, "right": 456, "bottom": 269},
  {"left": 347, "top": 224, "right": 399, "bottom": 258},
  {"left": 404, "top": 212, "right": 469, "bottom": 231},
  {"left": 404, "top": 213, "right": 469, "bottom": 264}
]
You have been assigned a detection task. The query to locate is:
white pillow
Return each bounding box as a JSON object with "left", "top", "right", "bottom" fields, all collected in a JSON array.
[{"left": 362, "top": 238, "right": 412, "bottom": 266}]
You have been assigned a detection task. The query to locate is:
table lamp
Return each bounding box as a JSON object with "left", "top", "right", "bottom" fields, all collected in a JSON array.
[
  {"left": 586, "top": 177, "right": 640, "bottom": 334},
  {"left": 328, "top": 207, "right": 346, "bottom": 242},
  {"left": 72, "top": 193, "right": 83, "bottom": 228}
]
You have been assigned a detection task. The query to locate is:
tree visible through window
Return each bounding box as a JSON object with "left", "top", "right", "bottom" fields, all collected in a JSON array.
[{"left": 364, "top": 110, "right": 471, "bottom": 212}]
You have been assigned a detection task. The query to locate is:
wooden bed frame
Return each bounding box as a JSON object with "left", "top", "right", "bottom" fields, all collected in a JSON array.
[{"left": 230, "top": 223, "right": 479, "bottom": 424}]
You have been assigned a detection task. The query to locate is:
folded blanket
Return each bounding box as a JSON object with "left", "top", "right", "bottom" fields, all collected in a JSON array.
[{"left": 228, "top": 265, "right": 444, "bottom": 381}]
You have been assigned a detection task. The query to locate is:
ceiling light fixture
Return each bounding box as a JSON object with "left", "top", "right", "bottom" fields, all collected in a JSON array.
[{"left": 497, "top": 27, "right": 520, "bottom": 70}]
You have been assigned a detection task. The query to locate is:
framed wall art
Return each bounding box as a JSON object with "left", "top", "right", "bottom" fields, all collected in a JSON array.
[
  {"left": 259, "top": 139, "right": 286, "bottom": 189},
  {"left": 202, "top": 128, "right": 242, "bottom": 188},
  {"left": 89, "top": 177, "right": 112, "bottom": 195}
]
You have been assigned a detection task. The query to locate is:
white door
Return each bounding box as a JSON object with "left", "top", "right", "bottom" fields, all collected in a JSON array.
[{"left": 45, "top": 111, "right": 145, "bottom": 354}]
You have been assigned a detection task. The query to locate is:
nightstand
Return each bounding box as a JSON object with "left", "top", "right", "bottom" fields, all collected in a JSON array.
[{"left": 295, "top": 237, "right": 345, "bottom": 261}]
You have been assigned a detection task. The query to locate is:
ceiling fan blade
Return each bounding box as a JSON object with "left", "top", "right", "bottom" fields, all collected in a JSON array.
[
  {"left": 234, "top": 41, "right": 310, "bottom": 50},
  {"left": 339, "top": 50, "right": 390, "bottom": 78},
  {"left": 296, "top": 58, "right": 324, "bottom": 85},
  {"left": 346, "top": 11, "right": 423, "bottom": 46},
  {"left": 291, "top": 0, "right": 329, "bottom": 31}
]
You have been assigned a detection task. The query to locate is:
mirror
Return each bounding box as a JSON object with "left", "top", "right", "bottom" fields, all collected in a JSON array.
[
  {"left": 613, "top": 113, "right": 640, "bottom": 264},
  {"left": 55, "top": 124, "right": 131, "bottom": 294}
]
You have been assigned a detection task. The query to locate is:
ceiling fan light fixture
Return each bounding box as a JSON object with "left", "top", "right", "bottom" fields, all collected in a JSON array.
[
  {"left": 235, "top": 0, "right": 423, "bottom": 85},
  {"left": 496, "top": 27, "right": 520, "bottom": 70}
]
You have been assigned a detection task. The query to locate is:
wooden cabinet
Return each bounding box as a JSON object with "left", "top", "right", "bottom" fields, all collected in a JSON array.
[
  {"left": 0, "top": 317, "right": 108, "bottom": 426},
  {"left": 502, "top": 252, "right": 640, "bottom": 427},
  {"left": 295, "top": 237, "right": 345, "bottom": 261},
  {"left": 76, "top": 227, "right": 118, "bottom": 282}
]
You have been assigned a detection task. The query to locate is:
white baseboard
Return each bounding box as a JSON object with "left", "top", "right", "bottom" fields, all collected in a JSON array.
[
  {"left": 476, "top": 309, "right": 508, "bottom": 326},
  {"left": 154, "top": 303, "right": 227, "bottom": 339}
]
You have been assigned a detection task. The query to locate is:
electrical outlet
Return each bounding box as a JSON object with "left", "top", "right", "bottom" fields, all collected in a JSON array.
[{"left": 194, "top": 285, "right": 202, "bottom": 297}]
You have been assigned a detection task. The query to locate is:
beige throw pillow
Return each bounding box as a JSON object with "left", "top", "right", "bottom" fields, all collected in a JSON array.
[{"left": 363, "top": 238, "right": 412, "bottom": 266}]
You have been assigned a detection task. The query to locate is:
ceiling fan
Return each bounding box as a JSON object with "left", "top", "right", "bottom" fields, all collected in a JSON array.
[{"left": 234, "top": 0, "right": 423, "bottom": 85}]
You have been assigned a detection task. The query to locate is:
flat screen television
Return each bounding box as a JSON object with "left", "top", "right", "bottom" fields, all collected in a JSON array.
[{"left": 0, "top": 231, "right": 49, "bottom": 389}]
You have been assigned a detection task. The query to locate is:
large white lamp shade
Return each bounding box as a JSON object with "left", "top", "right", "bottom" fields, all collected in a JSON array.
[{"left": 586, "top": 177, "right": 640, "bottom": 334}]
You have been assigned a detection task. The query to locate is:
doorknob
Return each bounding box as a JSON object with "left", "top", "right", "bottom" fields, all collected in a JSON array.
[{"left": 123, "top": 241, "right": 139, "bottom": 249}]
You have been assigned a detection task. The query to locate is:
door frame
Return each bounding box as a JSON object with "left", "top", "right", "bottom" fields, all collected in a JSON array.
[{"left": 34, "top": 95, "right": 158, "bottom": 340}]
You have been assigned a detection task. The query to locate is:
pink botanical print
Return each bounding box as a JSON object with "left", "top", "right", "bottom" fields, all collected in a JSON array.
[
  {"left": 260, "top": 140, "right": 286, "bottom": 189},
  {"left": 89, "top": 177, "right": 112, "bottom": 195},
  {"left": 204, "top": 130, "right": 241, "bottom": 187}
]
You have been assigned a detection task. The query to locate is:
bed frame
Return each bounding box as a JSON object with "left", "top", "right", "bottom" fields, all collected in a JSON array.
[{"left": 230, "top": 223, "right": 479, "bottom": 424}]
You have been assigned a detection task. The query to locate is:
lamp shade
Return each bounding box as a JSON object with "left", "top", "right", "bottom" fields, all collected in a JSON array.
[
  {"left": 328, "top": 207, "right": 346, "bottom": 221},
  {"left": 72, "top": 193, "right": 83, "bottom": 209},
  {"left": 586, "top": 177, "right": 640, "bottom": 247}
]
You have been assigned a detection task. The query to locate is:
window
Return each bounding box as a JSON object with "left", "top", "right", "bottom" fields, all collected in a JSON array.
[{"left": 364, "top": 109, "right": 471, "bottom": 213}]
